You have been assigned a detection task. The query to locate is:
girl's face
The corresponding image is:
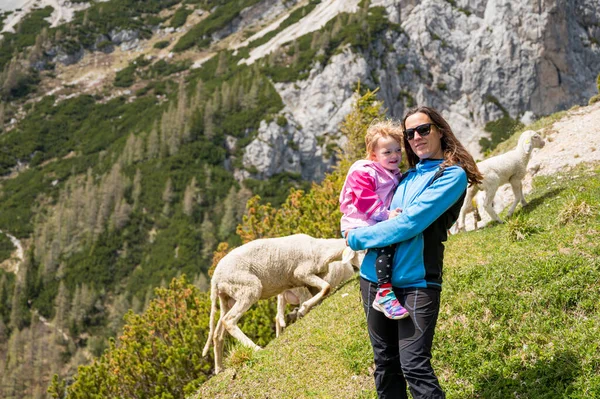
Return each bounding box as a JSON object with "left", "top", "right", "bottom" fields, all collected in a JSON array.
[
  {"left": 405, "top": 112, "right": 444, "bottom": 160},
  {"left": 370, "top": 135, "right": 402, "bottom": 171}
]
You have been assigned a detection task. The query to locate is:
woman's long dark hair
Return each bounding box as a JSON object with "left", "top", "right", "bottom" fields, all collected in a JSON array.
[{"left": 402, "top": 106, "right": 483, "bottom": 186}]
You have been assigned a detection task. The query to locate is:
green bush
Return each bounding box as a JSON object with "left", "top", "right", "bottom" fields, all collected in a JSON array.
[
  {"left": 479, "top": 95, "right": 524, "bottom": 153},
  {"left": 479, "top": 116, "right": 524, "bottom": 154},
  {"left": 261, "top": 7, "right": 393, "bottom": 83},
  {"left": 150, "top": 59, "right": 191, "bottom": 77},
  {"left": 276, "top": 114, "right": 288, "bottom": 127},
  {"left": 243, "top": 172, "right": 309, "bottom": 207},
  {"left": 0, "top": 233, "right": 13, "bottom": 264},
  {"left": 0, "top": 6, "right": 52, "bottom": 69},
  {"left": 49, "top": 277, "right": 213, "bottom": 399},
  {"left": 170, "top": 6, "right": 192, "bottom": 28},
  {"left": 174, "top": 0, "right": 262, "bottom": 52},
  {"left": 153, "top": 40, "right": 171, "bottom": 49},
  {"left": 114, "top": 64, "right": 137, "bottom": 87}
]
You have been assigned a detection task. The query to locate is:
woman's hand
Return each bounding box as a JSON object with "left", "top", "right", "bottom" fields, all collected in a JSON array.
[
  {"left": 344, "top": 229, "right": 353, "bottom": 246},
  {"left": 388, "top": 208, "right": 403, "bottom": 219}
]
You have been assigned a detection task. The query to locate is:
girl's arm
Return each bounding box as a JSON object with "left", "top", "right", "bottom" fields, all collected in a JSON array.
[
  {"left": 347, "top": 167, "right": 467, "bottom": 250},
  {"left": 342, "top": 168, "right": 390, "bottom": 221}
]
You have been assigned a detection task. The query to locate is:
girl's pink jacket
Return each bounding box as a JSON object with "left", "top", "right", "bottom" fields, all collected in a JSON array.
[{"left": 339, "top": 160, "right": 401, "bottom": 232}]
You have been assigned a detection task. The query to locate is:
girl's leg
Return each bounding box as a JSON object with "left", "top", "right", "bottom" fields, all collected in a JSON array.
[
  {"left": 360, "top": 278, "right": 409, "bottom": 399},
  {"left": 374, "top": 245, "right": 395, "bottom": 285},
  {"left": 373, "top": 246, "right": 409, "bottom": 319}
]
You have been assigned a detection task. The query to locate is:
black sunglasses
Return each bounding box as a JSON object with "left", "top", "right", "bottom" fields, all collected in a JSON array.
[{"left": 405, "top": 123, "right": 436, "bottom": 141}]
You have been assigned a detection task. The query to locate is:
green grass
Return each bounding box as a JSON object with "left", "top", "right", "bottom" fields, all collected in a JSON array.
[{"left": 192, "top": 162, "right": 600, "bottom": 398}]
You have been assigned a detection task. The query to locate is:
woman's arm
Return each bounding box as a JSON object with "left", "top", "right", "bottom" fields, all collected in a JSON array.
[{"left": 347, "top": 167, "right": 467, "bottom": 250}]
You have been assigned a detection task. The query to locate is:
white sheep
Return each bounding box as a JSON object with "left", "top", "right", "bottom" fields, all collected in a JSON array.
[
  {"left": 275, "top": 247, "right": 364, "bottom": 337},
  {"left": 202, "top": 234, "right": 352, "bottom": 374},
  {"left": 457, "top": 130, "right": 545, "bottom": 231}
]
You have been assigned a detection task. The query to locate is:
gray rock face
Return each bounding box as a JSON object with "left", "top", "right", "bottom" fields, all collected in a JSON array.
[
  {"left": 242, "top": 49, "right": 372, "bottom": 181},
  {"left": 240, "top": 118, "right": 301, "bottom": 180},
  {"left": 109, "top": 29, "right": 140, "bottom": 45},
  {"left": 240, "top": 0, "right": 600, "bottom": 181},
  {"left": 49, "top": 47, "right": 85, "bottom": 66}
]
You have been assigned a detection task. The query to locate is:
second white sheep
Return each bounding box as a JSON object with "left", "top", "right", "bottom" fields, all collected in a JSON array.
[{"left": 457, "top": 130, "right": 545, "bottom": 231}]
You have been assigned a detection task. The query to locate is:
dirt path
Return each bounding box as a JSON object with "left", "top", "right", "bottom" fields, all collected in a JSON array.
[{"left": 0, "top": 229, "right": 24, "bottom": 274}]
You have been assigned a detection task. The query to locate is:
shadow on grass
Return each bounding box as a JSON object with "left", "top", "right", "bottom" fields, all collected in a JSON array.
[
  {"left": 510, "top": 187, "right": 566, "bottom": 218},
  {"left": 473, "top": 350, "right": 580, "bottom": 398}
]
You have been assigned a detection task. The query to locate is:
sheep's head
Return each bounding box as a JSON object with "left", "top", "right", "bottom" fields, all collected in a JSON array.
[
  {"left": 342, "top": 247, "right": 366, "bottom": 270},
  {"left": 520, "top": 130, "right": 545, "bottom": 154}
]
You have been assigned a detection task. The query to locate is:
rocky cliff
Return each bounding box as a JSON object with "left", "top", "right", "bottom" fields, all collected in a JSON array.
[{"left": 240, "top": 0, "right": 600, "bottom": 181}]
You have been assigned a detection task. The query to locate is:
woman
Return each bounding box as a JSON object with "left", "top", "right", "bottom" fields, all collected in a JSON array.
[{"left": 346, "top": 106, "right": 483, "bottom": 399}]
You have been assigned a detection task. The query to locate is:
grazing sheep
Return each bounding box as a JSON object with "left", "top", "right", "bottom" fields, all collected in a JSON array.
[
  {"left": 202, "top": 234, "right": 350, "bottom": 374},
  {"left": 457, "top": 130, "right": 545, "bottom": 231},
  {"left": 275, "top": 247, "right": 365, "bottom": 337}
]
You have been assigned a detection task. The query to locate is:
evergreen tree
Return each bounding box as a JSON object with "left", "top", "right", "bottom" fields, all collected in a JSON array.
[
  {"left": 200, "top": 214, "right": 216, "bottom": 260},
  {"left": 182, "top": 176, "right": 199, "bottom": 217},
  {"left": 0, "top": 315, "right": 7, "bottom": 341},
  {"left": 2, "top": 58, "right": 19, "bottom": 98},
  {"left": 218, "top": 186, "right": 237, "bottom": 240},
  {"left": 108, "top": 293, "right": 129, "bottom": 335},
  {"left": 54, "top": 281, "right": 70, "bottom": 332},
  {"left": 113, "top": 198, "right": 132, "bottom": 230},
  {"left": 0, "top": 102, "right": 5, "bottom": 130},
  {"left": 133, "top": 135, "right": 144, "bottom": 163},
  {"left": 236, "top": 184, "right": 253, "bottom": 220},
  {"left": 162, "top": 177, "right": 174, "bottom": 217},
  {"left": 147, "top": 124, "right": 160, "bottom": 159},
  {"left": 192, "top": 273, "right": 208, "bottom": 292},
  {"left": 340, "top": 85, "right": 385, "bottom": 161},
  {"left": 9, "top": 271, "right": 28, "bottom": 331},
  {"left": 216, "top": 51, "right": 228, "bottom": 76},
  {"left": 203, "top": 99, "right": 215, "bottom": 138},
  {"left": 0, "top": 273, "right": 8, "bottom": 321},
  {"left": 132, "top": 168, "right": 143, "bottom": 210}
]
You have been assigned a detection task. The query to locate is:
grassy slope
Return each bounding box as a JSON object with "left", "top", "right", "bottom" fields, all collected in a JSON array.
[{"left": 193, "top": 162, "right": 600, "bottom": 399}]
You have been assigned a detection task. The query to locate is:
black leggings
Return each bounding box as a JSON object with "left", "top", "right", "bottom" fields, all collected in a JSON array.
[
  {"left": 374, "top": 245, "right": 396, "bottom": 286},
  {"left": 360, "top": 278, "right": 445, "bottom": 399}
]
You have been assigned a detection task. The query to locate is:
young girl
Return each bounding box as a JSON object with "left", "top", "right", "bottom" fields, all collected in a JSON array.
[{"left": 339, "top": 120, "right": 409, "bottom": 320}]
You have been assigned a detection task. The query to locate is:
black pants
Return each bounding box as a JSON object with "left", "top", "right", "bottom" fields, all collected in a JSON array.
[
  {"left": 360, "top": 278, "right": 445, "bottom": 399},
  {"left": 374, "top": 245, "right": 396, "bottom": 286}
]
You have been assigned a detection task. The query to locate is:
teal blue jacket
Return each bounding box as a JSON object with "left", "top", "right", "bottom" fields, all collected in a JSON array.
[{"left": 347, "top": 159, "right": 467, "bottom": 290}]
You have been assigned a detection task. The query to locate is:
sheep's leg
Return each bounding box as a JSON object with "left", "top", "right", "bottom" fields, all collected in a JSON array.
[
  {"left": 213, "top": 293, "right": 232, "bottom": 374},
  {"left": 222, "top": 300, "right": 262, "bottom": 350},
  {"left": 508, "top": 177, "right": 526, "bottom": 217},
  {"left": 482, "top": 186, "right": 503, "bottom": 223},
  {"left": 457, "top": 186, "right": 478, "bottom": 231},
  {"left": 275, "top": 294, "right": 286, "bottom": 338},
  {"left": 294, "top": 274, "right": 331, "bottom": 318},
  {"left": 221, "top": 285, "right": 262, "bottom": 351}
]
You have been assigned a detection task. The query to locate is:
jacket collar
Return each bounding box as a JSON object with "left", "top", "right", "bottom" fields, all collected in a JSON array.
[{"left": 415, "top": 158, "right": 444, "bottom": 174}]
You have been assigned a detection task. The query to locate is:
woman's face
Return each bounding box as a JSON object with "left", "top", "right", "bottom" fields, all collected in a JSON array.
[{"left": 405, "top": 112, "right": 444, "bottom": 160}]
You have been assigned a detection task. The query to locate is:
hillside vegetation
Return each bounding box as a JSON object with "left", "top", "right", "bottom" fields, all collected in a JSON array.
[
  {"left": 195, "top": 161, "right": 600, "bottom": 398},
  {"left": 0, "top": 0, "right": 598, "bottom": 397}
]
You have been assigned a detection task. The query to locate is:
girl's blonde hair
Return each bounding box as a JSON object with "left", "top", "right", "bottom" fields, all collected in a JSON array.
[{"left": 364, "top": 119, "right": 403, "bottom": 159}]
